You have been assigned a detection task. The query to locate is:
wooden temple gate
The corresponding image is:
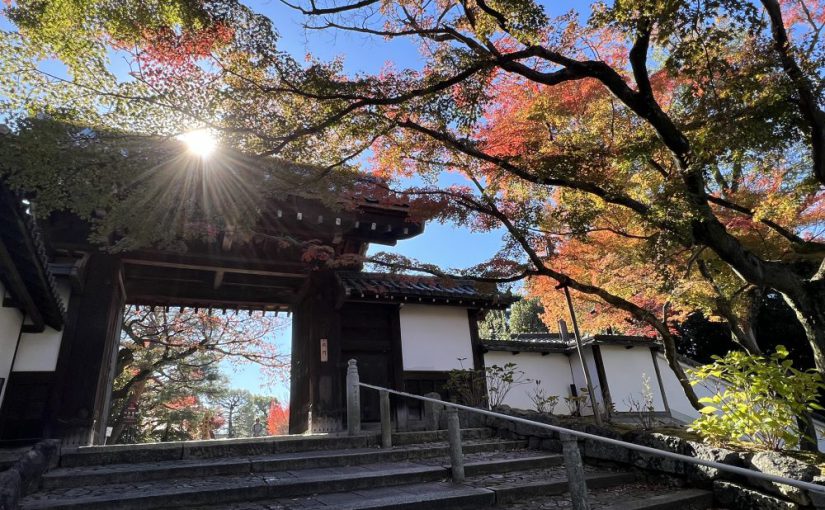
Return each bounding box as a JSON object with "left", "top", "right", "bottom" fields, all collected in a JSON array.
[{"left": 0, "top": 187, "right": 512, "bottom": 445}]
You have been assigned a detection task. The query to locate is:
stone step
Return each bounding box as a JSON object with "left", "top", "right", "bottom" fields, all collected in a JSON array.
[
  {"left": 501, "top": 482, "right": 714, "bottom": 510},
  {"left": 57, "top": 428, "right": 493, "bottom": 467},
  {"left": 182, "top": 469, "right": 638, "bottom": 509},
  {"left": 42, "top": 439, "right": 527, "bottom": 489},
  {"left": 490, "top": 471, "right": 637, "bottom": 504},
  {"left": 193, "top": 481, "right": 497, "bottom": 510},
  {"left": 599, "top": 488, "right": 714, "bottom": 510},
  {"left": 21, "top": 450, "right": 560, "bottom": 510}
]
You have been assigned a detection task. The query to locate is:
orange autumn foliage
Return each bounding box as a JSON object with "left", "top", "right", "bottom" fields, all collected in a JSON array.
[{"left": 267, "top": 400, "right": 289, "bottom": 436}]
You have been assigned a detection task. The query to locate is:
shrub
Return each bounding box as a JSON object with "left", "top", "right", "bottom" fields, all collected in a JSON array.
[
  {"left": 487, "top": 363, "right": 528, "bottom": 408},
  {"left": 445, "top": 367, "right": 487, "bottom": 407},
  {"left": 564, "top": 395, "right": 589, "bottom": 416},
  {"left": 528, "top": 380, "right": 559, "bottom": 414},
  {"left": 446, "top": 362, "right": 527, "bottom": 408},
  {"left": 687, "top": 346, "right": 825, "bottom": 451}
]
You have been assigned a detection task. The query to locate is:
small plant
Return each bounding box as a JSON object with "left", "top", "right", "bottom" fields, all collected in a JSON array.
[
  {"left": 688, "top": 346, "right": 825, "bottom": 451},
  {"left": 487, "top": 363, "right": 528, "bottom": 409},
  {"left": 446, "top": 362, "right": 529, "bottom": 409},
  {"left": 624, "top": 373, "right": 656, "bottom": 430},
  {"left": 445, "top": 367, "right": 487, "bottom": 407},
  {"left": 564, "top": 395, "right": 589, "bottom": 416},
  {"left": 528, "top": 380, "right": 559, "bottom": 414}
]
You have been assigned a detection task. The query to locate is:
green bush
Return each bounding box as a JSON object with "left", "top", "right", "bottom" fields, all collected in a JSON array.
[
  {"left": 445, "top": 362, "right": 527, "bottom": 408},
  {"left": 687, "top": 346, "right": 825, "bottom": 451}
]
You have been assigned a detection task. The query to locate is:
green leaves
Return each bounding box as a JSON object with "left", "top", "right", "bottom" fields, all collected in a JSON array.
[{"left": 687, "top": 346, "right": 825, "bottom": 451}]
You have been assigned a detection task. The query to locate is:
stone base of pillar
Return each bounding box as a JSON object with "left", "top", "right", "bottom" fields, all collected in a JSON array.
[{"left": 309, "top": 412, "right": 344, "bottom": 433}]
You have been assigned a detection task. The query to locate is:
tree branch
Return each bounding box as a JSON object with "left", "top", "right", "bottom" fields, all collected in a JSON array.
[{"left": 761, "top": 0, "right": 825, "bottom": 185}]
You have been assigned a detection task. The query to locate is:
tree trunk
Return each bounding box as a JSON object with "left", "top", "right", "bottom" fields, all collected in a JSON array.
[
  {"left": 723, "top": 287, "right": 762, "bottom": 355},
  {"left": 736, "top": 287, "right": 763, "bottom": 354},
  {"left": 798, "top": 412, "right": 819, "bottom": 452},
  {"left": 782, "top": 281, "right": 825, "bottom": 376},
  {"left": 659, "top": 331, "right": 702, "bottom": 411}
]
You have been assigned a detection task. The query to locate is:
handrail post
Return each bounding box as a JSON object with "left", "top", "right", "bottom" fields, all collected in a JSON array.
[
  {"left": 379, "top": 389, "right": 392, "bottom": 448},
  {"left": 447, "top": 406, "right": 465, "bottom": 482},
  {"left": 346, "top": 359, "right": 361, "bottom": 435},
  {"left": 561, "top": 433, "right": 590, "bottom": 510}
]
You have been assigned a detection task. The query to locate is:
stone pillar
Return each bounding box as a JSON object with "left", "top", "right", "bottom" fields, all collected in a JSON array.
[
  {"left": 379, "top": 390, "right": 391, "bottom": 447},
  {"left": 346, "top": 359, "right": 361, "bottom": 435},
  {"left": 447, "top": 406, "right": 465, "bottom": 482},
  {"left": 561, "top": 433, "right": 590, "bottom": 510},
  {"left": 423, "top": 392, "right": 443, "bottom": 431}
]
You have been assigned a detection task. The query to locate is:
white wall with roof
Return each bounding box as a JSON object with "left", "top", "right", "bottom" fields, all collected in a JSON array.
[
  {"left": 0, "top": 279, "right": 71, "bottom": 409},
  {"left": 484, "top": 343, "right": 663, "bottom": 416},
  {"left": 482, "top": 340, "right": 825, "bottom": 452}
]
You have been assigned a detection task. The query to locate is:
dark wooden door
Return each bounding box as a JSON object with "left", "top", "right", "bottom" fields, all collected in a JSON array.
[{"left": 339, "top": 303, "right": 398, "bottom": 422}]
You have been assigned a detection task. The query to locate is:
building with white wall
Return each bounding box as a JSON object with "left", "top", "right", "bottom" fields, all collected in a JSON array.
[
  {"left": 0, "top": 183, "right": 68, "bottom": 442},
  {"left": 483, "top": 332, "right": 825, "bottom": 452},
  {"left": 483, "top": 334, "right": 676, "bottom": 418}
]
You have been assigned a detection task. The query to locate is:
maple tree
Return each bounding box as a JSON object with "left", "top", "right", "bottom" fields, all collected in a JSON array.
[
  {"left": 286, "top": 0, "right": 824, "bottom": 415},
  {"left": 267, "top": 400, "right": 290, "bottom": 435},
  {"left": 2, "top": 0, "right": 825, "bottom": 428},
  {"left": 108, "top": 305, "right": 288, "bottom": 443}
]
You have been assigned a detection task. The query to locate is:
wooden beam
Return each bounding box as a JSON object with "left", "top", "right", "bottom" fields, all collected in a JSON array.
[
  {"left": 122, "top": 258, "right": 307, "bottom": 278},
  {"left": 125, "top": 279, "right": 295, "bottom": 307}
]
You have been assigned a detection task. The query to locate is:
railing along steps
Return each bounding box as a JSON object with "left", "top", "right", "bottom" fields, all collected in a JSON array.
[{"left": 20, "top": 429, "right": 713, "bottom": 510}]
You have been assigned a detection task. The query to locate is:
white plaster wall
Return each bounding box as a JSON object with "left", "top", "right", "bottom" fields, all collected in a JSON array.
[
  {"left": 12, "top": 280, "right": 70, "bottom": 372},
  {"left": 0, "top": 281, "right": 24, "bottom": 408},
  {"left": 484, "top": 351, "right": 574, "bottom": 413},
  {"left": 654, "top": 353, "right": 720, "bottom": 423},
  {"left": 600, "top": 346, "right": 666, "bottom": 412},
  {"left": 400, "top": 305, "right": 475, "bottom": 371}
]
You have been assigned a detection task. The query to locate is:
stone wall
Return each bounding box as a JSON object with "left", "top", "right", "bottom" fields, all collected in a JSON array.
[
  {"left": 482, "top": 406, "right": 825, "bottom": 510},
  {"left": 0, "top": 440, "right": 60, "bottom": 510}
]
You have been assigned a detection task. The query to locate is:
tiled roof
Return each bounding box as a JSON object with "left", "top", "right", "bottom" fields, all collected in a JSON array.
[
  {"left": 338, "top": 272, "right": 517, "bottom": 308},
  {"left": 0, "top": 182, "right": 65, "bottom": 331},
  {"left": 482, "top": 333, "right": 657, "bottom": 353}
]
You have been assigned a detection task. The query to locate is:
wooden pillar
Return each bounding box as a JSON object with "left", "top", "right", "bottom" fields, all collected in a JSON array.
[
  {"left": 289, "top": 297, "right": 310, "bottom": 434},
  {"left": 591, "top": 345, "right": 613, "bottom": 419},
  {"left": 289, "top": 271, "right": 344, "bottom": 434},
  {"left": 49, "top": 254, "right": 124, "bottom": 445}
]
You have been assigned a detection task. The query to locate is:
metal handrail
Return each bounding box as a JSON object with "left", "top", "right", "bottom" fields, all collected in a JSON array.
[{"left": 356, "top": 380, "right": 825, "bottom": 495}]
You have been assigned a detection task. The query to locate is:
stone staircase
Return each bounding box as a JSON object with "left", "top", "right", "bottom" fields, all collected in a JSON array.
[{"left": 19, "top": 428, "right": 714, "bottom": 510}]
